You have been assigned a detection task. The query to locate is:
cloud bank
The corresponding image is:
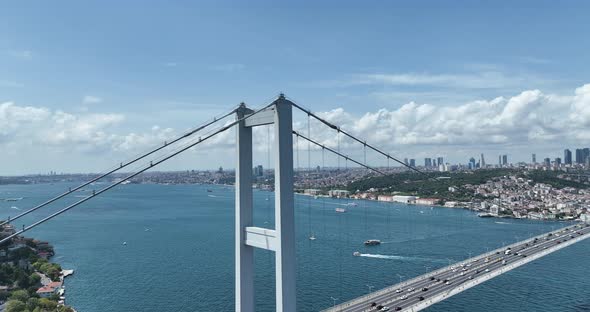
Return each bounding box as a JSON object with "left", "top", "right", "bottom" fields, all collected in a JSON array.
[{"left": 1, "top": 83, "right": 590, "bottom": 173}]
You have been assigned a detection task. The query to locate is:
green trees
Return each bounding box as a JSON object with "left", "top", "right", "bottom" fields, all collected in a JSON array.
[{"left": 32, "top": 259, "right": 61, "bottom": 281}]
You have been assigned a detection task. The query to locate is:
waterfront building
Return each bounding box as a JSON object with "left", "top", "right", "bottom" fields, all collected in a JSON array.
[
  {"left": 304, "top": 189, "right": 322, "bottom": 196},
  {"left": 416, "top": 198, "right": 440, "bottom": 205},
  {"left": 564, "top": 149, "right": 572, "bottom": 165},
  {"left": 392, "top": 195, "right": 416, "bottom": 204},
  {"left": 328, "top": 189, "right": 350, "bottom": 198}
]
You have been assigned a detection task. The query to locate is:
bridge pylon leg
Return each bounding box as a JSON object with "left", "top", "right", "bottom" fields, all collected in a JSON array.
[
  {"left": 235, "top": 104, "right": 255, "bottom": 312},
  {"left": 273, "top": 96, "right": 296, "bottom": 312}
]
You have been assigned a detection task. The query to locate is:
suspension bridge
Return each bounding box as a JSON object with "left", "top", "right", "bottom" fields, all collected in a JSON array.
[{"left": 1, "top": 94, "right": 589, "bottom": 312}]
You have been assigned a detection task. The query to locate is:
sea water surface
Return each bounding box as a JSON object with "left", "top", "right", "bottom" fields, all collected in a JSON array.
[{"left": 1, "top": 183, "right": 589, "bottom": 311}]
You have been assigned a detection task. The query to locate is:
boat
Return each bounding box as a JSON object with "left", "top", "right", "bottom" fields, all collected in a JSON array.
[
  {"left": 478, "top": 213, "right": 494, "bottom": 218},
  {"left": 122, "top": 242, "right": 127, "bottom": 246},
  {"left": 364, "top": 239, "right": 381, "bottom": 246},
  {"left": 353, "top": 251, "right": 361, "bottom": 256},
  {"left": 309, "top": 234, "right": 316, "bottom": 241},
  {"left": 335, "top": 208, "right": 347, "bottom": 213},
  {"left": 345, "top": 202, "right": 358, "bottom": 207},
  {"left": 207, "top": 189, "right": 213, "bottom": 192}
]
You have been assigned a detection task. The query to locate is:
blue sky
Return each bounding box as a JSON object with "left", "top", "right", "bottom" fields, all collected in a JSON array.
[{"left": 1, "top": 1, "right": 590, "bottom": 174}]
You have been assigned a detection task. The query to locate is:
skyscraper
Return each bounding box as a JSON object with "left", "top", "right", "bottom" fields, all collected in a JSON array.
[
  {"left": 480, "top": 153, "right": 485, "bottom": 168},
  {"left": 555, "top": 157, "right": 562, "bottom": 166},
  {"left": 564, "top": 149, "right": 572, "bottom": 165},
  {"left": 575, "top": 148, "right": 589, "bottom": 164},
  {"left": 544, "top": 158, "right": 551, "bottom": 167},
  {"left": 498, "top": 155, "right": 502, "bottom": 166},
  {"left": 502, "top": 155, "right": 508, "bottom": 165},
  {"left": 469, "top": 157, "right": 476, "bottom": 169},
  {"left": 404, "top": 158, "right": 408, "bottom": 165},
  {"left": 409, "top": 159, "right": 416, "bottom": 167},
  {"left": 532, "top": 153, "right": 536, "bottom": 164},
  {"left": 424, "top": 158, "right": 432, "bottom": 167},
  {"left": 437, "top": 157, "right": 444, "bottom": 166}
]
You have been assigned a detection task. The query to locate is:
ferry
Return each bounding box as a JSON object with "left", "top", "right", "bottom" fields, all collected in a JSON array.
[
  {"left": 364, "top": 239, "right": 381, "bottom": 246},
  {"left": 335, "top": 208, "right": 347, "bottom": 213}
]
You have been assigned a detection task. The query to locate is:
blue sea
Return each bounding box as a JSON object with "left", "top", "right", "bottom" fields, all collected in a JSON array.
[{"left": 1, "top": 182, "right": 589, "bottom": 311}]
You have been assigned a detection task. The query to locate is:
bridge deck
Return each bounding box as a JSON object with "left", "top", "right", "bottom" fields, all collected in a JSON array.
[{"left": 323, "top": 223, "right": 590, "bottom": 312}]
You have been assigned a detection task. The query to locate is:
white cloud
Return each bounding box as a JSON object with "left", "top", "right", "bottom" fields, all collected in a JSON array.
[
  {"left": 82, "top": 95, "right": 102, "bottom": 104},
  {"left": 354, "top": 71, "right": 530, "bottom": 89},
  {"left": 299, "top": 84, "right": 590, "bottom": 154}
]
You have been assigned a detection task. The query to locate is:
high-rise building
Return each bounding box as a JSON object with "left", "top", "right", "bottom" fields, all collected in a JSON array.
[
  {"left": 532, "top": 153, "right": 536, "bottom": 164},
  {"left": 437, "top": 157, "right": 444, "bottom": 167},
  {"left": 253, "top": 165, "right": 264, "bottom": 176},
  {"left": 564, "top": 149, "right": 572, "bottom": 165},
  {"left": 576, "top": 149, "right": 583, "bottom": 164},
  {"left": 543, "top": 158, "right": 551, "bottom": 166},
  {"left": 575, "top": 148, "right": 590, "bottom": 164},
  {"left": 469, "top": 157, "right": 476, "bottom": 169},
  {"left": 424, "top": 158, "right": 432, "bottom": 167},
  {"left": 480, "top": 153, "right": 485, "bottom": 168},
  {"left": 555, "top": 157, "right": 562, "bottom": 166},
  {"left": 409, "top": 159, "right": 416, "bottom": 167},
  {"left": 502, "top": 155, "right": 508, "bottom": 165},
  {"left": 404, "top": 158, "right": 408, "bottom": 165},
  {"left": 432, "top": 158, "right": 437, "bottom": 167},
  {"left": 498, "top": 155, "right": 502, "bottom": 165}
]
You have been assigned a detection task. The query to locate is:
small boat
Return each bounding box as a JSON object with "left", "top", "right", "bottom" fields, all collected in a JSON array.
[
  {"left": 353, "top": 251, "right": 361, "bottom": 256},
  {"left": 364, "top": 239, "right": 381, "bottom": 246},
  {"left": 207, "top": 189, "right": 213, "bottom": 193},
  {"left": 478, "top": 213, "right": 494, "bottom": 218},
  {"left": 122, "top": 242, "right": 127, "bottom": 246},
  {"left": 346, "top": 202, "right": 358, "bottom": 207},
  {"left": 309, "top": 235, "right": 316, "bottom": 241},
  {"left": 335, "top": 208, "right": 347, "bottom": 213}
]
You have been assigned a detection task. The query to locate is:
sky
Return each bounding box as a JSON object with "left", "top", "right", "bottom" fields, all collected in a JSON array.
[{"left": 1, "top": 1, "right": 590, "bottom": 175}]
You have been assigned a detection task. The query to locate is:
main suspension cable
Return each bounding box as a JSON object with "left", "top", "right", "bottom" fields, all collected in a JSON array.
[
  {"left": 0, "top": 106, "right": 240, "bottom": 227},
  {"left": 0, "top": 102, "right": 276, "bottom": 244},
  {"left": 289, "top": 100, "right": 427, "bottom": 176},
  {"left": 293, "top": 130, "right": 387, "bottom": 176}
]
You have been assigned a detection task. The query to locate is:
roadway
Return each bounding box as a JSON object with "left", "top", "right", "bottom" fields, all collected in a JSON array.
[{"left": 323, "top": 223, "right": 590, "bottom": 312}]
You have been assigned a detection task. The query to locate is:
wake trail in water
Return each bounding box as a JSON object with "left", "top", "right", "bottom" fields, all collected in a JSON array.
[{"left": 495, "top": 221, "right": 512, "bottom": 225}]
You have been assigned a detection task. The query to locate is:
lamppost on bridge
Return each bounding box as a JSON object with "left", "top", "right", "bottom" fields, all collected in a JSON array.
[{"left": 330, "top": 297, "right": 338, "bottom": 307}]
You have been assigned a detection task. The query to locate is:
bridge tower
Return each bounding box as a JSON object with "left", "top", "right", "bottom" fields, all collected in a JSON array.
[{"left": 235, "top": 94, "right": 296, "bottom": 312}]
